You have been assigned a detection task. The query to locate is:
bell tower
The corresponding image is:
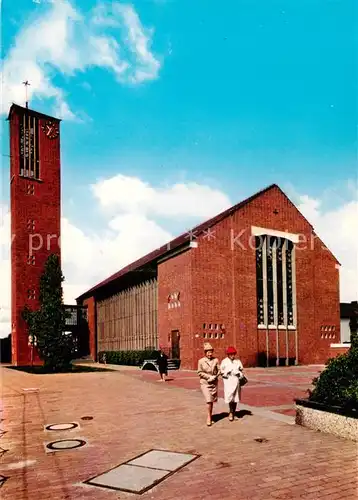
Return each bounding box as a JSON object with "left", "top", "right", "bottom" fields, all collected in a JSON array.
[{"left": 8, "top": 104, "right": 61, "bottom": 365}]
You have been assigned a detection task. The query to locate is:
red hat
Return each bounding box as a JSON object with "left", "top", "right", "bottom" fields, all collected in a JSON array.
[{"left": 226, "top": 346, "right": 237, "bottom": 355}]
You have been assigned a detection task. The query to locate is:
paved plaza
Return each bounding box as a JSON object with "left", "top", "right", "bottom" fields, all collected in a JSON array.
[{"left": 0, "top": 364, "right": 357, "bottom": 499}]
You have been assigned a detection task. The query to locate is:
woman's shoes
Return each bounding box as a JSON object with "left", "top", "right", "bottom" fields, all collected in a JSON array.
[
  {"left": 207, "top": 418, "right": 212, "bottom": 426},
  {"left": 229, "top": 413, "right": 234, "bottom": 421}
]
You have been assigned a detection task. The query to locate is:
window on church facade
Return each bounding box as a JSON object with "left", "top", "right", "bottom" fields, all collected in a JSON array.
[
  {"left": 19, "top": 114, "right": 40, "bottom": 179},
  {"left": 256, "top": 235, "right": 296, "bottom": 328}
]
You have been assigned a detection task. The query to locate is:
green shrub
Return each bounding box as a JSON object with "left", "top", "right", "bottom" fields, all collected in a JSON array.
[
  {"left": 98, "top": 349, "right": 158, "bottom": 366},
  {"left": 308, "top": 333, "right": 358, "bottom": 410}
]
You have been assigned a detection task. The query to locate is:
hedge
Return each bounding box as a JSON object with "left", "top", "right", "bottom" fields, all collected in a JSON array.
[
  {"left": 98, "top": 349, "right": 158, "bottom": 366},
  {"left": 308, "top": 333, "right": 358, "bottom": 411}
]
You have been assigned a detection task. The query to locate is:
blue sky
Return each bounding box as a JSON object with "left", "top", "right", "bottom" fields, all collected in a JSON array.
[
  {"left": 2, "top": 0, "right": 356, "bottom": 201},
  {"left": 0, "top": 0, "right": 357, "bottom": 329}
]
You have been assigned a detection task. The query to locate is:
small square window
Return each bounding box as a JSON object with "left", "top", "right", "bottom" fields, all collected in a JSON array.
[
  {"left": 220, "top": 333, "right": 225, "bottom": 339},
  {"left": 203, "top": 332, "right": 207, "bottom": 338},
  {"left": 203, "top": 323, "right": 206, "bottom": 329},
  {"left": 27, "top": 255, "right": 35, "bottom": 265},
  {"left": 27, "top": 184, "right": 35, "bottom": 195},
  {"left": 27, "top": 219, "right": 35, "bottom": 231},
  {"left": 27, "top": 289, "right": 36, "bottom": 300}
]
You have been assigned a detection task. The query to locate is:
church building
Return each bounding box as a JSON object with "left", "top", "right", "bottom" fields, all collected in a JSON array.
[{"left": 77, "top": 184, "right": 343, "bottom": 369}]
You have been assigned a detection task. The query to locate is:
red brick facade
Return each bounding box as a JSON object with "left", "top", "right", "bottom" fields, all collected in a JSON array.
[
  {"left": 9, "top": 104, "right": 61, "bottom": 365},
  {"left": 157, "top": 186, "right": 340, "bottom": 369}
]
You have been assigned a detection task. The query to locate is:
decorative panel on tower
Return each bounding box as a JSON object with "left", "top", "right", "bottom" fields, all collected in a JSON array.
[{"left": 8, "top": 104, "right": 61, "bottom": 366}]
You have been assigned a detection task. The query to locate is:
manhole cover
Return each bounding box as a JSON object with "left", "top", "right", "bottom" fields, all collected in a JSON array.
[
  {"left": 46, "top": 439, "right": 86, "bottom": 451},
  {"left": 45, "top": 423, "right": 78, "bottom": 431},
  {"left": 81, "top": 416, "right": 93, "bottom": 420},
  {"left": 84, "top": 449, "right": 199, "bottom": 494},
  {"left": 0, "top": 475, "right": 8, "bottom": 488}
]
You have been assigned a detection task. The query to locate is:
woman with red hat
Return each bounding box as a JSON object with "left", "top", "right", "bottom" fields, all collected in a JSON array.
[{"left": 220, "top": 346, "right": 244, "bottom": 421}]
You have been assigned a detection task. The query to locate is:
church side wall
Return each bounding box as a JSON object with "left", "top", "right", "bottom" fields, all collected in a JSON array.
[{"left": 96, "top": 279, "right": 158, "bottom": 353}]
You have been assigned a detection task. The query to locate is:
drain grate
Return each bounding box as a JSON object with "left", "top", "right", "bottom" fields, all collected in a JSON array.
[
  {"left": 84, "top": 449, "right": 199, "bottom": 494},
  {"left": 81, "top": 416, "right": 93, "bottom": 421},
  {"left": 46, "top": 439, "right": 86, "bottom": 452}
]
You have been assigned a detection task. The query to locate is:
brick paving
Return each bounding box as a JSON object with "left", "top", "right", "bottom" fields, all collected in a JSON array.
[
  {"left": 0, "top": 365, "right": 357, "bottom": 500},
  {"left": 111, "top": 364, "right": 322, "bottom": 417}
]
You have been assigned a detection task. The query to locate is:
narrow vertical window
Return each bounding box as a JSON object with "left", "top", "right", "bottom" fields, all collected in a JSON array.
[
  {"left": 266, "top": 236, "right": 275, "bottom": 325},
  {"left": 286, "top": 240, "right": 294, "bottom": 326},
  {"left": 19, "top": 114, "right": 39, "bottom": 179},
  {"left": 276, "top": 239, "right": 284, "bottom": 325},
  {"left": 256, "top": 236, "right": 265, "bottom": 325}
]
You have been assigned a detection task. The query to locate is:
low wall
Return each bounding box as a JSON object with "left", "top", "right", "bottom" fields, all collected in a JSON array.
[
  {"left": 295, "top": 399, "right": 358, "bottom": 442},
  {"left": 328, "top": 343, "right": 350, "bottom": 358}
]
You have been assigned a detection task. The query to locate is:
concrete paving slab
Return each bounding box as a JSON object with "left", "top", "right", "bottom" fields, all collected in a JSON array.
[
  {"left": 86, "top": 463, "right": 169, "bottom": 493},
  {"left": 127, "top": 449, "right": 197, "bottom": 471}
]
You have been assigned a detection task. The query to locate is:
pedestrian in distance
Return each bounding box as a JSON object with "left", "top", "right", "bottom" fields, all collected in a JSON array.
[
  {"left": 220, "top": 346, "right": 245, "bottom": 421},
  {"left": 156, "top": 346, "right": 168, "bottom": 382},
  {"left": 197, "top": 342, "right": 220, "bottom": 426}
]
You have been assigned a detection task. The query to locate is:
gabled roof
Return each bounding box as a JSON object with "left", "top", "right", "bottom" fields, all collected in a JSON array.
[
  {"left": 76, "top": 183, "right": 314, "bottom": 301},
  {"left": 7, "top": 103, "right": 61, "bottom": 122}
]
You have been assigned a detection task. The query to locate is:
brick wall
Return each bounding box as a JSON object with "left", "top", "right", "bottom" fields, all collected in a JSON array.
[
  {"left": 10, "top": 107, "right": 61, "bottom": 365},
  {"left": 158, "top": 251, "right": 193, "bottom": 366},
  {"left": 158, "top": 186, "right": 340, "bottom": 370},
  {"left": 328, "top": 346, "right": 350, "bottom": 358}
]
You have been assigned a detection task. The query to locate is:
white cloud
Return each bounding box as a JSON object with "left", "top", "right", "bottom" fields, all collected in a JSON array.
[
  {"left": 92, "top": 174, "right": 231, "bottom": 217},
  {"left": 1, "top": 177, "right": 357, "bottom": 339},
  {"left": 1, "top": 0, "right": 161, "bottom": 118},
  {"left": 297, "top": 194, "right": 358, "bottom": 302}
]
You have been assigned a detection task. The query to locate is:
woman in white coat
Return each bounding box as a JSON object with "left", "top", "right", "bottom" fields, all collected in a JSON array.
[{"left": 220, "top": 346, "right": 244, "bottom": 421}]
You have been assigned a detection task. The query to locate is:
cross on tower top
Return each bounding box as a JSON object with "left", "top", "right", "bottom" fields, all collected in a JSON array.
[{"left": 22, "top": 80, "right": 31, "bottom": 108}]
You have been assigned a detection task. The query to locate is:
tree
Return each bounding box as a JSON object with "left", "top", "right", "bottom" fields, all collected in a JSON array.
[{"left": 23, "top": 254, "right": 75, "bottom": 372}]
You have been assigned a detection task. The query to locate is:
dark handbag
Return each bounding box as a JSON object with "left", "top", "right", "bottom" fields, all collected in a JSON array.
[{"left": 239, "top": 374, "right": 248, "bottom": 386}]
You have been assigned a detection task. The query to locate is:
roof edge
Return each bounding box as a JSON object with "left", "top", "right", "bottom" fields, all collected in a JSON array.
[
  {"left": 76, "top": 183, "right": 279, "bottom": 301},
  {"left": 7, "top": 103, "right": 62, "bottom": 122}
]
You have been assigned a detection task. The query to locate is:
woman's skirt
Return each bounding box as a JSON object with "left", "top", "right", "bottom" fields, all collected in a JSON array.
[
  {"left": 223, "top": 377, "right": 240, "bottom": 404},
  {"left": 200, "top": 382, "right": 218, "bottom": 403}
]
